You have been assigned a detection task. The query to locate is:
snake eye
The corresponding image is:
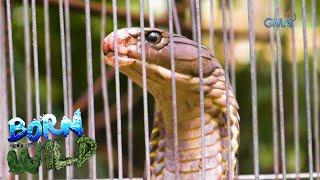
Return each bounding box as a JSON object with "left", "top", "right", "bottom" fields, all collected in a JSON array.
[{"left": 146, "top": 32, "right": 161, "bottom": 45}]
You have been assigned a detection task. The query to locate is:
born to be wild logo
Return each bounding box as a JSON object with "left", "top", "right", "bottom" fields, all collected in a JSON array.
[{"left": 7, "top": 109, "right": 97, "bottom": 174}]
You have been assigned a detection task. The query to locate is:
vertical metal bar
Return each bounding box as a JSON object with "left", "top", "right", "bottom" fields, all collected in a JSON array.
[
  {"left": 247, "top": 0, "right": 259, "bottom": 179},
  {"left": 301, "top": 0, "right": 314, "bottom": 179},
  {"left": 172, "top": 0, "right": 181, "bottom": 35},
  {"left": 125, "top": 0, "right": 133, "bottom": 178},
  {"left": 0, "top": 0, "right": 9, "bottom": 178},
  {"left": 58, "top": 0, "right": 70, "bottom": 179},
  {"left": 189, "top": 0, "right": 196, "bottom": 41},
  {"left": 65, "top": 0, "right": 73, "bottom": 119},
  {"left": 5, "top": 1, "right": 19, "bottom": 178},
  {"left": 139, "top": 0, "right": 151, "bottom": 179},
  {"left": 222, "top": 0, "right": 233, "bottom": 178},
  {"left": 228, "top": 0, "right": 236, "bottom": 96},
  {"left": 64, "top": 0, "right": 74, "bottom": 178},
  {"left": 100, "top": 0, "right": 114, "bottom": 178},
  {"left": 311, "top": 0, "right": 320, "bottom": 175},
  {"left": 127, "top": 76, "right": 134, "bottom": 178},
  {"left": 126, "top": 0, "right": 132, "bottom": 28},
  {"left": 23, "top": 0, "right": 32, "bottom": 127},
  {"left": 274, "top": 0, "right": 287, "bottom": 178},
  {"left": 111, "top": 0, "right": 123, "bottom": 178},
  {"left": 167, "top": 0, "right": 179, "bottom": 179},
  {"left": 290, "top": 0, "right": 300, "bottom": 178},
  {"left": 209, "top": 0, "right": 215, "bottom": 54},
  {"left": 146, "top": 0, "right": 157, "bottom": 131},
  {"left": 64, "top": 0, "right": 73, "bottom": 119},
  {"left": 127, "top": 74, "right": 134, "bottom": 178},
  {"left": 5, "top": 0, "right": 16, "bottom": 118},
  {"left": 84, "top": 0, "right": 97, "bottom": 178},
  {"left": 31, "top": 0, "right": 43, "bottom": 179},
  {"left": 43, "top": 0, "right": 52, "bottom": 118},
  {"left": 44, "top": 0, "right": 51, "bottom": 115},
  {"left": 23, "top": 0, "right": 32, "bottom": 132},
  {"left": 194, "top": 0, "right": 205, "bottom": 179},
  {"left": 23, "top": 0, "right": 33, "bottom": 179},
  {"left": 269, "top": 0, "right": 279, "bottom": 177},
  {"left": 31, "top": 0, "right": 40, "bottom": 130},
  {"left": 147, "top": 0, "right": 160, "bottom": 146},
  {"left": 44, "top": 0, "right": 53, "bottom": 179},
  {"left": 0, "top": 59, "right": 10, "bottom": 178},
  {"left": 147, "top": 0, "right": 155, "bottom": 28},
  {"left": 0, "top": 2, "right": 3, "bottom": 176},
  {"left": 5, "top": 8, "right": 17, "bottom": 178}
]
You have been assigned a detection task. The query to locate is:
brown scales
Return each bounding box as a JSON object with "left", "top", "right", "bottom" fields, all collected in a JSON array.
[{"left": 149, "top": 67, "right": 239, "bottom": 179}]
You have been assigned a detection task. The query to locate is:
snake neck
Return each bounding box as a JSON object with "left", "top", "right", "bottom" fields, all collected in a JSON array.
[{"left": 149, "top": 89, "right": 235, "bottom": 180}]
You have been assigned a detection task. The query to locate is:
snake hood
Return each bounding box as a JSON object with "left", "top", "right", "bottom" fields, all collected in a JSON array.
[{"left": 103, "top": 28, "right": 239, "bottom": 180}]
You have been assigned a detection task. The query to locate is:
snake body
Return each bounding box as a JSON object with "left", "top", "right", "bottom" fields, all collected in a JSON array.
[{"left": 103, "top": 28, "right": 239, "bottom": 179}]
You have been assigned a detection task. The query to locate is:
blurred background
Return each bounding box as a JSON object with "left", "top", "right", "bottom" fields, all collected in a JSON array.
[{"left": 1, "top": 0, "right": 320, "bottom": 179}]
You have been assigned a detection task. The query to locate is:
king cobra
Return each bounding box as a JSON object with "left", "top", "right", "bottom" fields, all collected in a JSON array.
[{"left": 103, "top": 28, "right": 239, "bottom": 179}]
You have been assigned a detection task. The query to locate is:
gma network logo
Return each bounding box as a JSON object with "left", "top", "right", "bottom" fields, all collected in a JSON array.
[
  {"left": 264, "top": 11, "right": 296, "bottom": 28},
  {"left": 6, "top": 109, "right": 97, "bottom": 175}
]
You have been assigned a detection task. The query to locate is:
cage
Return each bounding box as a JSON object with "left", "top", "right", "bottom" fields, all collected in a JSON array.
[{"left": 0, "top": 0, "right": 319, "bottom": 179}]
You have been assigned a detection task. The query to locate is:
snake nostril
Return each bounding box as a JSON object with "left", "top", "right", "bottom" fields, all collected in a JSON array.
[
  {"left": 102, "top": 37, "right": 112, "bottom": 55},
  {"left": 102, "top": 42, "right": 108, "bottom": 55}
]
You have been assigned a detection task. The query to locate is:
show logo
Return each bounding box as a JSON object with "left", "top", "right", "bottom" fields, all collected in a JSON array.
[
  {"left": 7, "top": 109, "right": 97, "bottom": 175},
  {"left": 264, "top": 11, "right": 296, "bottom": 28}
]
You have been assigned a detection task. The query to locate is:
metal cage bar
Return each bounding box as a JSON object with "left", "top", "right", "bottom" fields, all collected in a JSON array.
[
  {"left": 5, "top": 1, "right": 18, "bottom": 179},
  {"left": 84, "top": 0, "right": 97, "bottom": 178},
  {"left": 64, "top": 0, "right": 75, "bottom": 177},
  {"left": 111, "top": 0, "right": 124, "bottom": 178},
  {"left": 43, "top": 0, "right": 53, "bottom": 178},
  {"left": 290, "top": 0, "right": 300, "bottom": 178},
  {"left": 311, "top": 0, "right": 320, "bottom": 175},
  {"left": 5, "top": 0, "right": 16, "bottom": 119},
  {"left": 222, "top": 0, "right": 233, "bottom": 178},
  {"left": 138, "top": 0, "right": 151, "bottom": 179},
  {"left": 23, "top": 0, "right": 33, "bottom": 179},
  {"left": 189, "top": 0, "right": 196, "bottom": 41},
  {"left": 58, "top": 0, "right": 71, "bottom": 179},
  {"left": 301, "top": 0, "right": 314, "bottom": 178},
  {"left": 229, "top": 0, "right": 236, "bottom": 96},
  {"left": 125, "top": 0, "right": 134, "bottom": 178},
  {"left": 100, "top": 0, "right": 114, "bottom": 179},
  {"left": 269, "top": 0, "right": 280, "bottom": 177},
  {"left": 209, "top": 0, "right": 215, "bottom": 55},
  {"left": 167, "top": 0, "right": 179, "bottom": 179},
  {"left": 0, "top": 1, "right": 10, "bottom": 178},
  {"left": 172, "top": 0, "right": 181, "bottom": 35},
  {"left": 31, "top": 0, "right": 43, "bottom": 179},
  {"left": 247, "top": 0, "right": 259, "bottom": 178},
  {"left": 147, "top": 0, "right": 155, "bottom": 28},
  {"left": 274, "top": 0, "right": 287, "bottom": 178}
]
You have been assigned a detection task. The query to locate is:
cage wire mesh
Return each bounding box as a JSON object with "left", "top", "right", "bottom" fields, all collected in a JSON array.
[{"left": 0, "top": 0, "right": 319, "bottom": 179}]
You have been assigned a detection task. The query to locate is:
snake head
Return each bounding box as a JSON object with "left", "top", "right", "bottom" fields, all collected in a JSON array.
[
  {"left": 103, "top": 28, "right": 221, "bottom": 95},
  {"left": 103, "top": 28, "right": 174, "bottom": 68},
  {"left": 103, "top": 27, "right": 219, "bottom": 75}
]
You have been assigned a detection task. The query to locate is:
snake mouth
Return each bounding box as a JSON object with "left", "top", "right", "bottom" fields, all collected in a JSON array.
[
  {"left": 104, "top": 51, "right": 137, "bottom": 67},
  {"left": 103, "top": 33, "right": 137, "bottom": 67}
]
